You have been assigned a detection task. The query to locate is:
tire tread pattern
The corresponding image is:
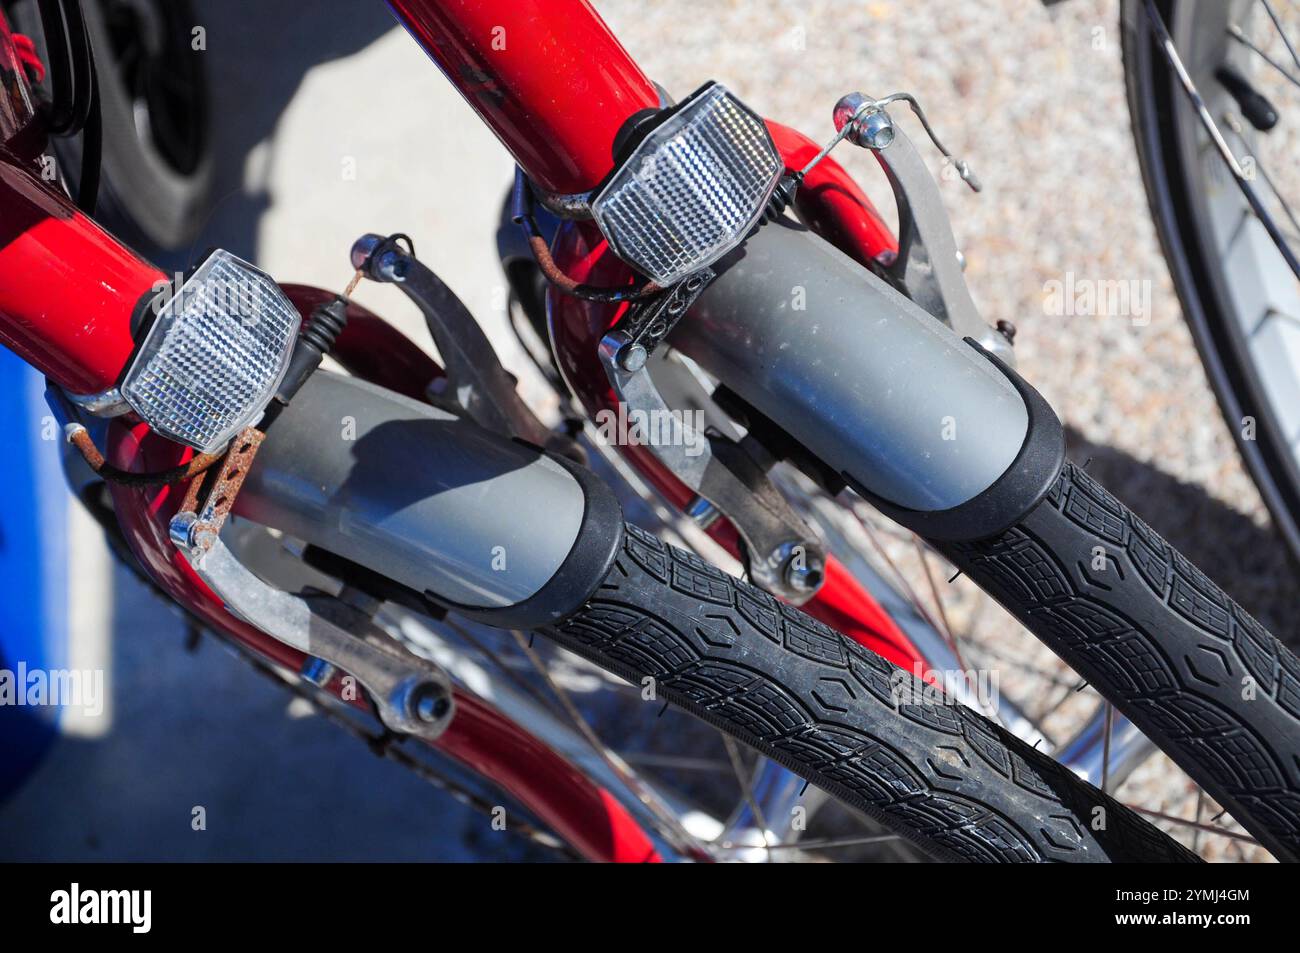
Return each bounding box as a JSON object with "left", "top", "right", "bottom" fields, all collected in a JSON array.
[
  {"left": 943, "top": 463, "right": 1300, "bottom": 861},
  {"left": 544, "top": 522, "right": 1198, "bottom": 863}
]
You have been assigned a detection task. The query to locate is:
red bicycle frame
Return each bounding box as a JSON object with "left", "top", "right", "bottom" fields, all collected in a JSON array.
[
  {"left": 0, "top": 0, "right": 927, "bottom": 861},
  {"left": 392, "top": 0, "right": 924, "bottom": 669}
]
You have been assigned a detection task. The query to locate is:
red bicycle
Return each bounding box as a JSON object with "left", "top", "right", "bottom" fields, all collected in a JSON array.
[{"left": 2, "top": 0, "right": 1297, "bottom": 862}]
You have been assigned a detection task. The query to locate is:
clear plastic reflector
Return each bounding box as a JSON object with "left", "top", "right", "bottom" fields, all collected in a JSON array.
[
  {"left": 591, "top": 83, "right": 783, "bottom": 286},
  {"left": 121, "top": 250, "right": 300, "bottom": 453}
]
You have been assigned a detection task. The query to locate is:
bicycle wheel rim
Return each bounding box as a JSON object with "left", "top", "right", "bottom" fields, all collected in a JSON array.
[{"left": 1126, "top": 0, "right": 1300, "bottom": 561}]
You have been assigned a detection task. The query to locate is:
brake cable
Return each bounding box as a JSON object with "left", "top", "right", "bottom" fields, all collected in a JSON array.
[
  {"left": 34, "top": 0, "right": 101, "bottom": 213},
  {"left": 511, "top": 168, "right": 662, "bottom": 303}
]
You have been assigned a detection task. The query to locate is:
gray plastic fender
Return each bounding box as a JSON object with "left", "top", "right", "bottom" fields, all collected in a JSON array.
[
  {"left": 233, "top": 371, "right": 622, "bottom": 624},
  {"left": 672, "top": 220, "right": 1032, "bottom": 515}
]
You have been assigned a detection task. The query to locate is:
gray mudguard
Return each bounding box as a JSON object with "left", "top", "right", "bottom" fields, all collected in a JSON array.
[
  {"left": 234, "top": 370, "right": 618, "bottom": 620},
  {"left": 673, "top": 219, "right": 1032, "bottom": 514}
]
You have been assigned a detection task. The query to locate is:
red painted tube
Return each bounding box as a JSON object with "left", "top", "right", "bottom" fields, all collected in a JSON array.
[
  {"left": 766, "top": 121, "right": 899, "bottom": 266},
  {"left": 439, "top": 692, "right": 662, "bottom": 862},
  {"left": 106, "top": 418, "right": 661, "bottom": 862},
  {"left": 0, "top": 158, "right": 160, "bottom": 394},
  {"left": 388, "top": 0, "right": 660, "bottom": 195}
]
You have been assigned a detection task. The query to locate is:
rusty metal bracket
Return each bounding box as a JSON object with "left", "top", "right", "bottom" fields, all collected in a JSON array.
[
  {"left": 166, "top": 423, "right": 455, "bottom": 741},
  {"left": 170, "top": 426, "right": 266, "bottom": 560}
]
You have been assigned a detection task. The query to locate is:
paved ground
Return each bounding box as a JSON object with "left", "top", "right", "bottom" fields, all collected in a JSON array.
[{"left": 2, "top": 0, "right": 1296, "bottom": 861}]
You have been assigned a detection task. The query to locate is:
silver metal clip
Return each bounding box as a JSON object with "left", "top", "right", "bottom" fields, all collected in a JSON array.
[
  {"left": 599, "top": 272, "right": 827, "bottom": 604},
  {"left": 791, "top": 91, "right": 1014, "bottom": 364},
  {"left": 171, "top": 520, "right": 455, "bottom": 741}
]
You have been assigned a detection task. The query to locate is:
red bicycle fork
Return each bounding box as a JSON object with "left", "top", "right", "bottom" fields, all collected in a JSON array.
[
  {"left": 0, "top": 150, "right": 661, "bottom": 865},
  {"left": 0, "top": 0, "right": 934, "bottom": 861}
]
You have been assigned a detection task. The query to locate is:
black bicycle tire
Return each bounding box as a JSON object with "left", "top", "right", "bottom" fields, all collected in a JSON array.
[
  {"left": 11, "top": 0, "right": 214, "bottom": 250},
  {"left": 937, "top": 462, "right": 1300, "bottom": 862},
  {"left": 543, "top": 522, "right": 1199, "bottom": 862}
]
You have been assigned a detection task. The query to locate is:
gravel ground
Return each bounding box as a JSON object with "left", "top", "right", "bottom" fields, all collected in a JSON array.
[{"left": 5, "top": 0, "right": 1296, "bottom": 862}]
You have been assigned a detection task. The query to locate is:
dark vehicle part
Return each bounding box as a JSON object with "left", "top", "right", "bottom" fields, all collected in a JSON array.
[
  {"left": 234, "top": 370, "right": 621, "bottom": 626},
  {"left": 10, "top": 0, "right": 213, "bottom": 248},
  {"left": 677, "top": 218, "right": 1300, "bottom": 861},
  {"left": 1123, "top": 0, "right": 1300, "bottom": 565},
  {"left": 937, "top": 462, "right": 1300, "bottom": 862},
  {"left": 542, "top": 523, "right": 1199, "bottom": 863},
  {"left": 675, "top": 221, "right": 1029, "bottom": 515}
]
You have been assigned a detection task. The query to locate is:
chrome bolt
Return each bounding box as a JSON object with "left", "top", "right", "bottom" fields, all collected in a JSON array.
[
  {"left": 857, "top": 110, "right": 895, "bottom": 150},
  {"left": 168, "top": 511, "right": 214, "bottom": 553},
  {"left": 376, "top": 250, "right": 408, "bottom": 281},
  {"left": 168, "top": 512, "right": 198, "bottom": 550},
  {"left": 685, "top": 494, "right": 721, "bottom": 529},
  {"left": 618, "top": 343, "right": 648, "bottom": 372},
  {"left": 784, "top": 556, "right": 825, "bottom": 596},
  {"left": 833, "top": 92, "right": 894, "bottom": 150},
  {"left": 415, "top": 686, "right": 451, "bottom": 724},
  {"left": 300, "top": 657, "right": 337, "bottom": 687}
]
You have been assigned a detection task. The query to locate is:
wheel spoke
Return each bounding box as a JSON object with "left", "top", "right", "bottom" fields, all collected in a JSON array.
[
  {"left": 720, "top": 736, "right": 772, "bottom": 858},
  {"left": 227, "top": 626, "right": 577, "bottom": 856},
  {"left": 1222, "top": 111, "right": 1300, "bottom": 242},
  {"left": 1127, "top": 804, "right": 1260, "bottom": 846},
  {"left": 718, "top": 833, "right": 904, "bottom": 853},
  {"left": 441, "top": 618, "right": 568, "bottom": 721},
  {"left": 963, "top": 642, "right": 1079, "bottom": 688},
  {"left": 1101, "top": 701, "right": 1115, "bottom": 794},
  {"left": 1145, "top": 0, "right": 1300, "bottom": 287},
  {"left": 508, "top": 630, "right": 706, "bottom": 855},
  {"left": 1228, "top": 23, "right": 1300, "bottom": 92},
  {"left": 1260, "top": 0, "right": 1300, "bottom": 72},
  {"left": 848, "top": 505, "right": 950, "bottom": 645},
  {"left": 1191, "top": 788, "right": 1206, "bottom": 854},
  {"left": 912, "top": 537, "right": 968, "bottom": 672},
  {"left": 622, "top": 752, "right": 734, "bottom": 774}
]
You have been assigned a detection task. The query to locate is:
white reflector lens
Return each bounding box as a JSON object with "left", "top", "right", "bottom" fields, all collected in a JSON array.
[
  {"left": 121, "top": 250, "right": 300, "bottom": 453},
  {"left": 591, "top": 83, "right": 783, "bottom": 286}
]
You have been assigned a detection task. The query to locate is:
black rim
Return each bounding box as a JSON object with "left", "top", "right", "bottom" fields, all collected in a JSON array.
[{"left": 1128, "top": 0, "right": 1300, "bottom": 562}]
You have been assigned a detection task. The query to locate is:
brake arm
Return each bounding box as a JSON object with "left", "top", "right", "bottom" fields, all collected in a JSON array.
[
  {"left": 176, "top": 532, "right": 454, "bottom": 741},
  {"left": 350, "top": 233, "right": 582, "bottom": 461},
  {"left": 797, "top": 92, "right": 1016, "bottom": 364},
  {"left": 600, "top": 275, "right": 826, "bottom": 605},
  {"left": 871, "top": 123, "right": 1015, "bottom": 364}
]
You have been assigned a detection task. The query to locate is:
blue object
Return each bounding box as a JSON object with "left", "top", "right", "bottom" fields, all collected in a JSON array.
[{"left": 0, "top": 348, "right": 69, "bottom": 799}]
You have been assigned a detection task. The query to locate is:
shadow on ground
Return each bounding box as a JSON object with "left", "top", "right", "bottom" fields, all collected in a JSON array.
[{"left": 144, "top": 0, "right": 397, "bottom": 271}]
